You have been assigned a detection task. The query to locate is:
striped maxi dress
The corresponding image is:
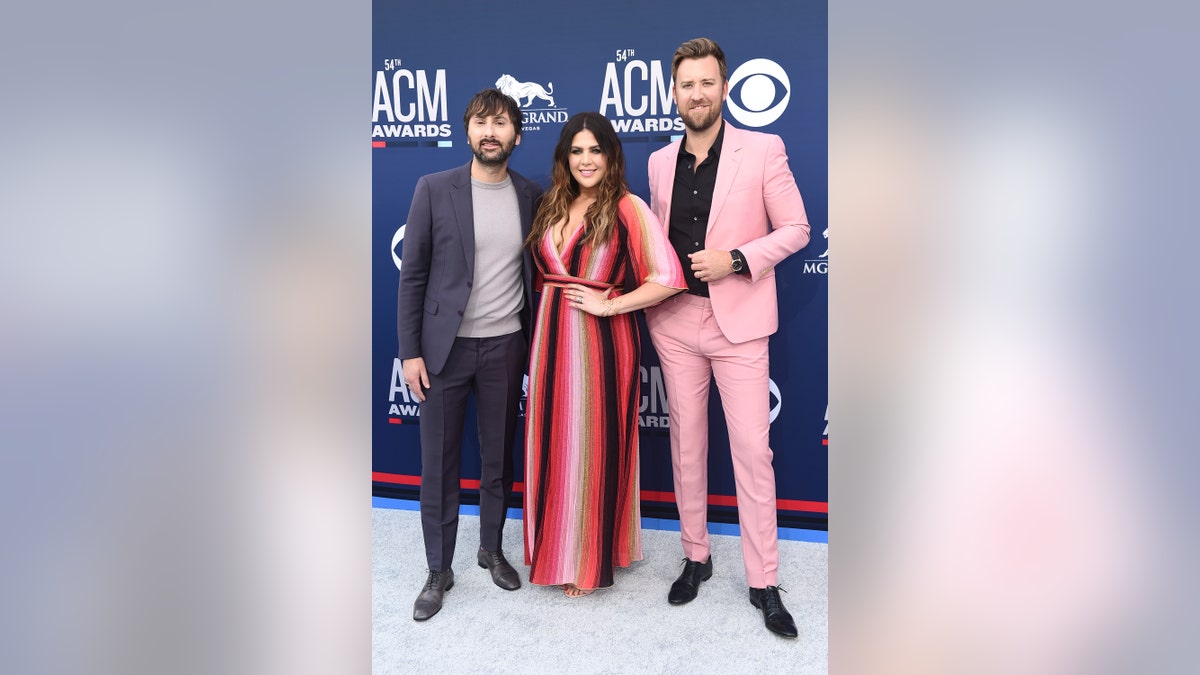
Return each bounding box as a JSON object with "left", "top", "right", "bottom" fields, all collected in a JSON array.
[{"left": 523, "top": 193, "right": 685, "bottom": 589}]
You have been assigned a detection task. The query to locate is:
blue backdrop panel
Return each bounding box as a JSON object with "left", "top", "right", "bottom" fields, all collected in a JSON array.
[{"left": 372, "top": 0, "right": 827, "bottom": 528}]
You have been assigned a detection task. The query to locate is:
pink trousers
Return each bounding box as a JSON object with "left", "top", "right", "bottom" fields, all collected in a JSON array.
[{"left": 646, "top": 293, "right": 779, "bottom": 588}]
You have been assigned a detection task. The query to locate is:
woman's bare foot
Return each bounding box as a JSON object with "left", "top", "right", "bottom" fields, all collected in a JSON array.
[{"left": 563, "top": 584, "right": 595, "bottom": 597}]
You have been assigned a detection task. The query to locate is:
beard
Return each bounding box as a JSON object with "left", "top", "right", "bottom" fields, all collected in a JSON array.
[
  {"left": 680, "top": 101, "right": 722, "bottom": 133},
  {"left": 472, "top": 138, "right": 515, "bottom": 167}
]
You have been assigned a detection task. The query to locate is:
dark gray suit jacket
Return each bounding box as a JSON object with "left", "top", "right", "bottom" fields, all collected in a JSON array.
[{"left": 396, "top": 161, "right": 543, "bottom": 375}]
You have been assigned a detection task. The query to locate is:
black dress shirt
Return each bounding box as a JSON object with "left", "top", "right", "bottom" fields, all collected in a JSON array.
[{"left": 668, "top": 121, "right": 725, "bottom": 297}]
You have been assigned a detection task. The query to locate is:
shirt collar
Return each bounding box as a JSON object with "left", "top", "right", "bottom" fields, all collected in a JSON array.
[{"left": 677, "top": 119, "right": 726, "bottom": 161}]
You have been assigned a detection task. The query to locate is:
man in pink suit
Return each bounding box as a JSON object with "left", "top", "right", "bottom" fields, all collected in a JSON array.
[{"left": 645, "top": 37, "right": 811, "bottom": 638}]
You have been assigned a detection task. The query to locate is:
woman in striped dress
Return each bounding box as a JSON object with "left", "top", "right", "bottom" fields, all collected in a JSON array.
[{"left": 523, "top": 112, "right": 685, "bottom": 596}]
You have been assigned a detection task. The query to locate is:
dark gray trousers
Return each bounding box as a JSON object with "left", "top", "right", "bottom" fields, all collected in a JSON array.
[{"left": 418, "top": 330, "right": 525, "bottom": 571}]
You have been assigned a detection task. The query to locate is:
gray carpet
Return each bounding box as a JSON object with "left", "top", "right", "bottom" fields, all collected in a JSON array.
[{"left": 373, "top": 505, "right": 827, "bottom": 674}]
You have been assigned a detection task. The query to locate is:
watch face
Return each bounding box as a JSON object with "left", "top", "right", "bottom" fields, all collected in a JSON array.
[{"left": 732, "top": 257, "right": 744, "bottom": 271}]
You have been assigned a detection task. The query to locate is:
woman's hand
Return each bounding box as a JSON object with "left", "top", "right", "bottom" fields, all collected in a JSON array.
[{"left": 563, "top": 283, "right": 618, "bottom": 317}]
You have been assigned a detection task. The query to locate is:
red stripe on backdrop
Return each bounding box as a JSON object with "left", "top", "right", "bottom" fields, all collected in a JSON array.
[
  {"left": 374, "top": 472, "right": 420, "bottom": 485},
  {"left": 372, "top": 472, "right": 828, "bottom": 514},
  {"left": 372, "top": 141, "right": 386, "bottom": 148},
  {"left": 387, "top": 418, "right": 404, "bottom": 424}
]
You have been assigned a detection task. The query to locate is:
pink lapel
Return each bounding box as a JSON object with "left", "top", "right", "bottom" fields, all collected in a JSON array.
[{"left": 657, "top": 142, "right": 680, "bottom": 229}]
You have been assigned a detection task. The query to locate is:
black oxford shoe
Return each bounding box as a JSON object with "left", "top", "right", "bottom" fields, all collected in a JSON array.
[
  {"left": 412, "top": 569, "right": 454, "bottom": 621},
  {"left": 477, "top": 547, "right": 521, "bottom": 590},
  {"left": 748, "top": 585, "right": 798, "bottom": 638},
  {"left": 667, "top": 556, "right": 713, "bottom": 605}
]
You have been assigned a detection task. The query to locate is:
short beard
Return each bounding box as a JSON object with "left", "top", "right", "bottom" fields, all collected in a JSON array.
[
  {"left": 681, "top": 105, "right": 722, "bottom": 133},
  {"left": 472, "top": 142, "right": 513, "bottom": 167}
]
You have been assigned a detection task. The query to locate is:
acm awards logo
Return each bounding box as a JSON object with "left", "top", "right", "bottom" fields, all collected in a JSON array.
[
  {"left": 388, "top": 358, "right": 421, "bottom": 420},
  {"left": 639, "top": 365, "right": 670, "bottom": 430},
  {"left": 600, "top": 49, "right": 683, "bottom": 135},
  {"left": 638, "top": 366, "right": 783, "bottom": 431},
  {"left": 389, "top": 358, "right": 531, "bottom": 421},
  {"left": 495, "top": 73, "right": 569, "bottom": 132},
  {"left": 372, "top": 58, "right": 454, "bottom": 142}
]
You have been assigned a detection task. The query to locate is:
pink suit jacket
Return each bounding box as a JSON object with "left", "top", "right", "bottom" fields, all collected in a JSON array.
[{"left": 647, "top": 123, "right": 811, "bottom": 344}]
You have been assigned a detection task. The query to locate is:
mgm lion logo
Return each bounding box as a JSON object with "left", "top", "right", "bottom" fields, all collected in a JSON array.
[{"left": 495, "top": 74, "right": 555, "bottom": 108}]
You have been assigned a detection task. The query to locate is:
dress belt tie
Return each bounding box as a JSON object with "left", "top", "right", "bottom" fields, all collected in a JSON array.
[{"left": 542, "top": 273, "right": 616, "bottom": 294}]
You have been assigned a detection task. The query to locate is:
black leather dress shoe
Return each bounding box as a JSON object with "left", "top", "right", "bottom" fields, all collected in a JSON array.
[
  {"left": 748, "top": 585, "right": 798, "bottom": 638},
  {"left": 477, "top": 547, "right": 521, "bottom": 590},
  {"left": 412, "top": 569, "right": 454, "bottom": 621},
  {"left": 668, "top": 556, "right": 713, "bottom": 605}
]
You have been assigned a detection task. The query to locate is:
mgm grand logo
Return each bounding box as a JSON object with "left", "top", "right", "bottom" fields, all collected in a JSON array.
[{"left": 496, "top": 73, "right": 568, "bottom": 129}]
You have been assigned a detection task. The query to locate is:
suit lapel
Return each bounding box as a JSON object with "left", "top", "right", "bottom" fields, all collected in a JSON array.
[
  {"left": 708, "top": 127, "right": 742, "bottom": 233},
  {"left": 450, "top": 163, "right": 475, "bottom": 278},
  {"left": 659, "top": 144, "right": 680, "bottom": 228}
]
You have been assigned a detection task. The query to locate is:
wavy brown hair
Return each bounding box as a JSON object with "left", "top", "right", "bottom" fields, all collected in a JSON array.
[{"left": 527, "top": 112, "right": 628, "bottom": 249}]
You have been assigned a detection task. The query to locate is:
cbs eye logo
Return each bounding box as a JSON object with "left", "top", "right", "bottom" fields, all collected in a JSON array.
[{"left": 726, "top": 59, "right": 790, "bottom": 128}]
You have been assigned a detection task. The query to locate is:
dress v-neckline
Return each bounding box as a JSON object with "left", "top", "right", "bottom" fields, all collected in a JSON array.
[{"left": 553, "top": 220, "right": 584, "bottom": 261}]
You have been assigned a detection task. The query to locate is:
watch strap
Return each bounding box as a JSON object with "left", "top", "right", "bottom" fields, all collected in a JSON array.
[{"left": 730, "top": 249, "right": 749, "bottom": 275}]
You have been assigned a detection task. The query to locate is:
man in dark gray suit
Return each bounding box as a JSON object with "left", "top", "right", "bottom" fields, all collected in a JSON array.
[{"left": 397, "top": 88, "right": 543, "bottom": 621}]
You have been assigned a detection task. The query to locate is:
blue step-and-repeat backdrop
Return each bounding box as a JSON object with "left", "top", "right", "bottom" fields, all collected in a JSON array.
[{"left": 372, "top": 0, "right": 827, "bottom": 529}]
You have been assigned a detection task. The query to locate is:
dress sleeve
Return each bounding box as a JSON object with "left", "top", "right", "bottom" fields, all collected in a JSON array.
[{"left": 618, "top": 194, "right": 687, "bottom": 291}]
